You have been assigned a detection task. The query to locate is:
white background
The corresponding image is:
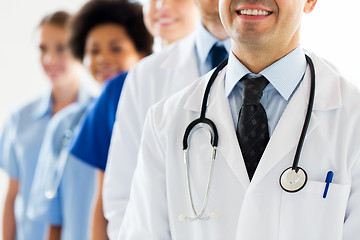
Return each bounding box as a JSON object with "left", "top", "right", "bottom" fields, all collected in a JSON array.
[
  {"left": 0, "top": 0, "right": 89, "bottom": 237},
  {"left": 0, "top": 0, "right": 359, "bottom": 238}
]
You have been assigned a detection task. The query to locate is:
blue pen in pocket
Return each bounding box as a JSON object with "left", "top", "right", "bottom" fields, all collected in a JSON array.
[{"left": 323, "top": 171, "right": 334, "bottom": 198}]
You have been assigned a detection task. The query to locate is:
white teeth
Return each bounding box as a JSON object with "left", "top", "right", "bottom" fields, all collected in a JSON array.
[
  {"left": 239, "top": 9, "right": 271, "bottom": 16},
  {"left": 157, "top": 18, "right": 175, "bottom": 24}
]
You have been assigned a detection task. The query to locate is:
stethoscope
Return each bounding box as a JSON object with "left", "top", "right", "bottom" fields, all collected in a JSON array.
[
  {"left": 181, "top": 54, "right": 315, "bottom": 221},
  {"left": 44, "top": 104, "right": 89, "bottom": 199}
]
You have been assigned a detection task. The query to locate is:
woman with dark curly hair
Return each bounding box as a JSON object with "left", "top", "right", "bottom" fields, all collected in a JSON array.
[
  {"left": 69, "top": 0, "right": 153, "bottom": 84},
  {"left": 24, "top": 1, "right": 154, "bottom": 240},
  {"left": 66, "top": 0, "right": 201, "bottom": 238}
]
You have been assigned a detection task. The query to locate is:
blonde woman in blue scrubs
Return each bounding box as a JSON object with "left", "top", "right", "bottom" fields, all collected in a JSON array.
[
  {"left": 26, "top": 1, "right": 154, "bottom": 240},
  {"left": 0, "top": 11, "right": 95, "bottom": 240}
]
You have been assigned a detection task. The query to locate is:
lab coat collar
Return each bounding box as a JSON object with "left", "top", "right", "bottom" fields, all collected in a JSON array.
[
  {"left": 183, "top": 51, "right": 342, "bottom": 113},
  {"left": 183, "top": 52, "right": 343, "bottom": 188},
  {"left": 160, "top": 33, "right": 197, "bottom": 70},
  {"left": 184, "top": 68, "right": 251, "bottom": 190},
  {"left": 305, "top": 51, "right": 342, "bottom": 111}
]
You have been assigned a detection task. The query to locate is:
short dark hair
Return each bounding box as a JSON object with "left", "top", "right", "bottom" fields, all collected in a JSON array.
[
  {"left": 69, "top": 0, "right": 153, "bottom": 61},
  {"left": 39, "top": 11, "right": 71, "bottom": 29}
]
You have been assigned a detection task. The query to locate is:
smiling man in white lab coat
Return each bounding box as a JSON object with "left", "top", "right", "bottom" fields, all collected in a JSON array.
[{"left": 117, "top": 0, "right": 360, "bottom": 239}]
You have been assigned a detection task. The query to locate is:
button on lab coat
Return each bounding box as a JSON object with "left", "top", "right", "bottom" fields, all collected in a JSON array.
[{"left": 117, "top": 52, "right": 360, "bottom": 240}]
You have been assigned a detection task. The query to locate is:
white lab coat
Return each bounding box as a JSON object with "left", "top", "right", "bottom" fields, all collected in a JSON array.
[
  {"left": 103, "top": 33, "right": 200, "bottom": 240},
  {"left": 117, "top": 52, "right": 360, "bottom": 240}
]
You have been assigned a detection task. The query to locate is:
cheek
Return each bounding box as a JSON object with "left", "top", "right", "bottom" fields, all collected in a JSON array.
[
  {"left": 115, "top": 51, "right": 140, "bottom": 71},
  {"left": 57, "top": 57, "right": 68, "bottom": 68},
  {"left": 219, "top": 0, "right": 231, "bottom": 29},
  {"left": 143, "top": 5, "right": 157, "bottom": 29},
  {"left": 40, "top": 56, "right": 46, "bottom": 69},
  {"left": 178, "top": 3, "right": 198, "bottom": 21},
  {"left": 143, "top": 17, "right": 155, "bottom": 36}
]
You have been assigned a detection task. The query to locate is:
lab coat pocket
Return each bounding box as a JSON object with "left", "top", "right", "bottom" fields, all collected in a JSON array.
[{"left": 279, "top": 180, "right": 350, "bottom": 240}]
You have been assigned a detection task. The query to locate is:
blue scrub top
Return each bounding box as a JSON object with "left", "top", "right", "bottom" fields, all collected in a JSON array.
[
  {"left": 26, "top": 82, "right": 96, "bottom": 240},
  {"left": 0, "top": 94, "right": 52, "bottom": 240},
  {"left": 69, "top": 72, "right": 127, "bottom": 171}
]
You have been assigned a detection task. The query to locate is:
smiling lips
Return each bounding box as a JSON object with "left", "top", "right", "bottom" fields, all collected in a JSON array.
[
  {"left": 45, "top": 66, "right": 64, "bottom": 79},
  {"left": 237, "top": 9, "right": 272, "bottom": 16},
  {"left": 155, "top": 16, "right": 177, "bottom": 27}
]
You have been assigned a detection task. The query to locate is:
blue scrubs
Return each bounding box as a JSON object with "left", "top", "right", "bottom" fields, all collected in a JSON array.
[
  {"left": 69, "top": 72, "right": 127, "bottom": 171},
  {"left": 0, "top": 93, "right": 52, "bottom": 240},
  {"left": 26, "top": 84, "right": 96, "bottom": 240}
]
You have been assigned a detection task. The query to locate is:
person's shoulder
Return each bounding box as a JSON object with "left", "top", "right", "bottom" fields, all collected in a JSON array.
[
  {"left": 308, "top": 51, "right": 360, "bottom": 110},
  {"left": 101, "top": 72, "right": 127, "bottom": 98},
  {"left": 10, "top": 94, "right": 49, "bottom": 119},
  {"left": 151, "top": 70, "right": 214, "bottom": 115},
  {"left": 313, "top": 52, "right": 359, "bottom": 90},
  {"left": 132, "top": 33, "right": 196, "bottom": 71},
  {"left": 0, "top": 94, "right": 49, "bottom": 137},
  {"left": 105, "top": 72, "right": 128, "bottom": 89}
]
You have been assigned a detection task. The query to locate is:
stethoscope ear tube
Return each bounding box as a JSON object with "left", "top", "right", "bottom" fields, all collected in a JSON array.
[
  {"left": 182, "top": 58, "right": 227, "bottom": 150},
  {"left": 291, "top": 55, "right": 316, "bottom": 172},
  {"left": 200, "top": 59, "right": 228, "bottom": 119}
]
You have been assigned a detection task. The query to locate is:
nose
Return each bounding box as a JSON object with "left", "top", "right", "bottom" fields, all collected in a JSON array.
[
  {"left": 95, "top": 51, "right": 112, "bottom": 64},
  {"left": 43, "top": 52, "right": 57, "bottom": 64},
  {"left": 155, "top": 0, "right": 163, "bottom": 9},
  {"left": 156, "top": 0, "right": 173, "bottom": 10}
]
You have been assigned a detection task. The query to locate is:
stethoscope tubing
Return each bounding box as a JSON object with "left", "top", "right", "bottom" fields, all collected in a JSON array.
[
  {"left": 182, "top": 59, "right": 228, "bottom": 150},
  {"left": 200, "top": 59, "right": 229, "bottom": 119},
  {"left": 291, "top": 55, "right": 315, "bottom": 172},
  {"left": 182, "top": 54, "right": 316, "bottom": 220}
]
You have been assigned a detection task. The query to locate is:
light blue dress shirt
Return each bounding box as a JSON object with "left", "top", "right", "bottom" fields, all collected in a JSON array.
[
  {"left": 26, "top": 82, "right": 96, "bottom": 240},
  {"left": 225, "top": 46, "right": 308, "bottom": 136},
  {"left": 0, "top": 81, "right": 95, "bottom": 240},
  {"left": 195, "top": 22, "right": 231, "bottom": 75}
]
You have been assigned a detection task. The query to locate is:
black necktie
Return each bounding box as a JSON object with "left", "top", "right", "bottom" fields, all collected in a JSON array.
[
  {"left": 209, "top": 44, "right": 228, "bottom": 69},
  {"left": 236, "top": 76, "right": 269, "bottom": 180}
]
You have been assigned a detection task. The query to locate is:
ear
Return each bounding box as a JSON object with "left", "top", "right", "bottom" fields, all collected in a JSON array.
[{"left": 303, "top": 0, "right": 317, "bottom": 13}]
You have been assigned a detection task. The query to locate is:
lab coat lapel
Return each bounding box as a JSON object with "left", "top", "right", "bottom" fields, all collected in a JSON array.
[
  {"left": 160, "top": 33, "right": 200, "bottom": 89},
  {"left": 250, "top": 53, "right": 342, "bottom": 189},
  {"left": 210, "top": 89, "right": 251, "bottom": 190},
  {"left": 250, "top": 69, "right": 319, "bottom": 188},
  {"left": 184, "top": 68, "right": 250, "bottom": 190},
  {"left": 182, "top": 52, "right": 343, "bottom": 193}
]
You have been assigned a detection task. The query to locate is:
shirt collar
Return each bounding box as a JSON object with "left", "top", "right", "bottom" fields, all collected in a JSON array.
[
  {"left": 77, "top": 78, "right": 96, "bottom": 106},
  {"left": 195, "top": 22, "right": 231, "bottom": 65},
  {"left": 225, "top": 46, "right": 307, "bottom": 100},
  {"left": 32, "top": 91, "right": 52, "bottom": 120},
  {"left": 32, "top": 78, "right": 96, "bottom": 120}
]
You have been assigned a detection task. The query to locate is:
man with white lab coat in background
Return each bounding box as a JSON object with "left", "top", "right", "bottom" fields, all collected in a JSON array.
[
  {"left": 117, "top": 0, "right": 360, "bottom": 239},
  {"left": 103, "top": 0, "right": 231, "bottom": 238}
]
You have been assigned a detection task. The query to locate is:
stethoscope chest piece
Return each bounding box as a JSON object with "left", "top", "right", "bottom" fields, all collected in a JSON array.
[{"left": 280, "top": 167, "right": 307, "bottom": 193}]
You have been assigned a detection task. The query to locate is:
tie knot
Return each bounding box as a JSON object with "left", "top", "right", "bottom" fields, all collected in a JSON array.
[
  {"left": 209, "top": 44, "right": 228, "bottom": 69},
  {"left": 241, "top": 76, "right": 269, "bottom": 105}
]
